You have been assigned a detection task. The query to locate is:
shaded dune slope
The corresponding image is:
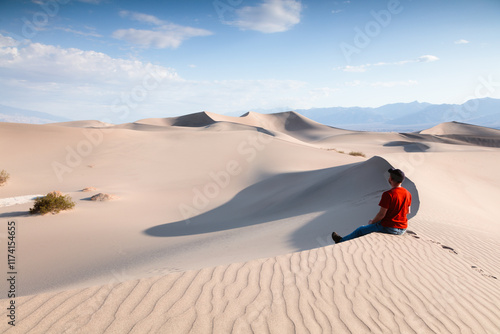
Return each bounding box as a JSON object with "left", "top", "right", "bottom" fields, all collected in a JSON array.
[{"left": 144, "top": 156, "right": 419, "bottom": 246}]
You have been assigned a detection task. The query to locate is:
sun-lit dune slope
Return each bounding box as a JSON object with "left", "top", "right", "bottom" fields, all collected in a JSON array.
[
  {"left": 419, "top": 121, "right": 500, "bottom": 147},
  {"left": 1, "top": 112, "right": 500, "bottom": 333},
  {"left": 420, "top": 121, "right": 500, "bottom": 136},
  {"left": 1, "top": 231, "right": 499, "bottom": 334}
]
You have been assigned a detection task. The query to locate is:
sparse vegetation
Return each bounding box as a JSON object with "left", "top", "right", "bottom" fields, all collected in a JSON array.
[
  {"left": 349, "top": 151, "right": 366, "bottom": 157},
  {"left": 30, "top": 191, "right": 75, "bottom": 215},
  {"left": 323, "top": 148, "right": 364, "bottom": 156},
  {"left": 0, "top": 170, "right": 10, "bottom": 186},
  {"left": 324, "top": 148, "right": 344, "bottom": 153}
]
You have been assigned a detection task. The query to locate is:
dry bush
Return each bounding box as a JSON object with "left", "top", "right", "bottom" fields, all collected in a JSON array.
[
  {"left": 349, "top": 151, "right": 366, "bottom": 157},
  {"left": 0, "top": 170, "right": 9, "bottom": 186},
  {"left": 30, "top": 191, "right": 75, "bottom": 215}
]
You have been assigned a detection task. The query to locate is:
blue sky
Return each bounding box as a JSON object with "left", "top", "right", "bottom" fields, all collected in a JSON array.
[{"left": 1, "top": 0, "right": 499, "bottom": 123}]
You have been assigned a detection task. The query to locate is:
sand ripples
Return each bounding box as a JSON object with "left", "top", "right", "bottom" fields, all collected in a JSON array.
[{"left": 2, "top": 231, "right": 499, "bottom": 334}]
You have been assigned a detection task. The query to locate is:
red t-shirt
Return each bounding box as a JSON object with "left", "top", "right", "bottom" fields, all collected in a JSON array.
[{"left": 379, "top": 187, "right": 412, "bottom": 229}]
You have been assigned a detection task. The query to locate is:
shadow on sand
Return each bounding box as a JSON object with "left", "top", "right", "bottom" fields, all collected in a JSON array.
[
  {"left": 143, "top": 156, "right": 420, "bottom": 252},
  {"left": 0, "top": 211, "right": 31, "bottom": 218}
]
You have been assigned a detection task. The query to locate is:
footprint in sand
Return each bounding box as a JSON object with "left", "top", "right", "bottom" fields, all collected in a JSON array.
[
  {"left": 406, "top": 230, "right": 420, "bottom": 239},
  {"left": 406, "top": 232, "right": 458, "bottom": 255},
  {"left": 471, "top": 266, "right": 498, "bottom": 280},
  {"left": 407, "top": 232, "right": 496, "bottom": 280},
  {"left": 441, "top": 245, "right": 458, "bottom": 255}
]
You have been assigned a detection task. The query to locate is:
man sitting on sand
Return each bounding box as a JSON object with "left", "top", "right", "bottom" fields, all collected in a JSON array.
[{"left": 332, "top": 168, "right": 412, "bottom": 243}]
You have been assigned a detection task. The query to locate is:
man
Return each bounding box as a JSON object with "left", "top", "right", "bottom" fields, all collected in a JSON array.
[{"left": 332, "top": 168, "right": 412, "bottom": 243}]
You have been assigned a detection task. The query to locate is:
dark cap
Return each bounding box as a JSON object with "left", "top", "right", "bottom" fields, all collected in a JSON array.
[{"left": 388, "top": 168, "right": 405, "bottom": 183}]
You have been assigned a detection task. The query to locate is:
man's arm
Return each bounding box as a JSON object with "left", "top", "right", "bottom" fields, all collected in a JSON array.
[{"left": 369, "top": 206, "right": 388, "bottom": 224}]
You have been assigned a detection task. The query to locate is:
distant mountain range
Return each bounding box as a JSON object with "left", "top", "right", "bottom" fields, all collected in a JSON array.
[
  {"left": 294, "top": 98, "right": 500, "bottom": 131},
  {"left": 2, "top": 98, "right": 500, "bottom": 132},
  {"left": 0, "top": 104, "right": 71, "bottom": 124}
]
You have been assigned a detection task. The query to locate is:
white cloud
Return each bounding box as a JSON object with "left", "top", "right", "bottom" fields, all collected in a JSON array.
[
  {"left": 454, "top": 39, "right": 470, "bottom": 44},
  {"left": 113, "top": 26, "right": 212, "bottom": 49},
  {"left": 114, "top": 11, "right": 213, "bottom": 49},
  {"left": 0, "top": 35, "right": 20, "bottom": 48},
  {"left": 342, "top": 65, "right": 367, "bottom": 72},
  {"left": 345, "top": 80, "right": 418, "bottom": 88},
  {"left": 225, "top": 0, "right": 302, "bottom": 33},
  {"left": 119, "top": 10, "right": 165, "bottom": 26},
  {"left": 417, "top": 55, "right": 439, "bottom": 62},
  {"left": 334, "top": 55, "right": 439, "bottom": 72}
]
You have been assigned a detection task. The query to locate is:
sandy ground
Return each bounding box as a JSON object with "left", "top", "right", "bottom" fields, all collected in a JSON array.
[{"left": 0, "top": 112, "right": 499, "bottom": 333}]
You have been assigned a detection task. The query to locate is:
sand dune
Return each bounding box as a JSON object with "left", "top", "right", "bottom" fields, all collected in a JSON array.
[
  {"left": 419, "top": 121, "right": 500, "bottom": 148},
  {"left": 135, "top": 110, "right": 351, "bottom": 143},
  {"left": 420, "top": 121, "right": 500, "bottom": 136},
  {"left": 1, "top": 112, "right": 499, "bottom": 333}
]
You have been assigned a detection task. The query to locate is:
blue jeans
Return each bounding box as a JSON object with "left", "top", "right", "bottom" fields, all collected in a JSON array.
[{"left": 340, "top": 221, "right": 405, "bottom": 242}]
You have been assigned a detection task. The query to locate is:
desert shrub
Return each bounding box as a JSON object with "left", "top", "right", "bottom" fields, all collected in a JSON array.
[
  {"left": 30, "top": 191, "right": 75, "bottom": 215},
  {"left": 349, "top": 151, "right": 366, "bottom": 157},
  {"left": 0, "top": 170, "right": 9, "bottom": 186}
]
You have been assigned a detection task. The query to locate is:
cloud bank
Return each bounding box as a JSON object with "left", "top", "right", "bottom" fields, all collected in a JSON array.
[{"left": 0, "top": 33, "right": 331, "bottom": 122}]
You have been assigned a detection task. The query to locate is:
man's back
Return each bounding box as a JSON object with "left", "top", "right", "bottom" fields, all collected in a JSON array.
[{"left": 379, "top": 187, "right": 412, "bottom": 229}]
